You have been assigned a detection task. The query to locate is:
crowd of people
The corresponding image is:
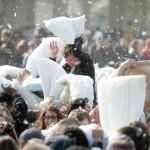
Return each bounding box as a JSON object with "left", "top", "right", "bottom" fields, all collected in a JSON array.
[{"left": 0, "top": 15, "right": 150, "bottom": 150}]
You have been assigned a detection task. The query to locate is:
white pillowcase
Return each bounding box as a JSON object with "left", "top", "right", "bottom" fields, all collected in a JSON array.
[
  {"left": 44, "top": 15, "right": 85, "bottom": 44},
  {"left": 26, "top": 37, "right": 65, "bottom": 77},
  {"left": 0, "top": 65, "right": 22, "bottom": 78},
  {"left": 97, "top": 75, "right": 146, "bottom": 137},
  {"left": 36, "top": 58, "right": 66, "bottom": 100},
  {"left": 56, "top": 74, "right": 94, "bottom": 106}
]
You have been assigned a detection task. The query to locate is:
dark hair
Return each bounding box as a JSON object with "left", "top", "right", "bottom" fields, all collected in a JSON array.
[
  {"left": 64, "top": 37, "right": 83, "bottom": 58},
  {"left": 47, "top": 135, "right": 75, "bottom": 150},
  {"left": 67, "top": 145, "right": 90, "bottom": 150},
  {"left": 0, "top": 87, "right": 15, "bottom": 107},
  {"left": 129, "top": 121, "right": 150, "bottom": 150},
  {"left": 64, "top": 127, "right": 89, "bottom": 148},
  {"left": 74, "top": 37, "right": 83, "bottom": 50},
  {"left": 19, "top": 128, "right": 44, "bottom": 143},
  {"left": 118, "top": 126, "right": 149, "bottom": 150},
  {"left": 69, "top": 98, "right": 88, "bottom": 113},
  {"left": 0, "top": 135, "right": 18, "bottom": 150}
]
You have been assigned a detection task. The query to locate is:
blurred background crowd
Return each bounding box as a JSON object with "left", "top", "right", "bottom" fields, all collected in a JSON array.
[
  {"left": 0, "top": 0, "right": 150, "bottom": 150},
  {"left": 1, "top": 0, "right": 150, "bottom": 68}
]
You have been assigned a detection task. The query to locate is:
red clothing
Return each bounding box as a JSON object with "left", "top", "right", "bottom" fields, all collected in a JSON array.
[{"left": 89, "top": 106, "right": 100, "bottom": 125}]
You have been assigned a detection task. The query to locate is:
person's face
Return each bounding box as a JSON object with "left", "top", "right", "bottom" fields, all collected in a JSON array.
[
  {"left": 43, "top": 110, "right": 58, "bottom": 128},
  {"left": 83, "top": 103, "right": 91, "bottom": 112},
  {"left": 95, "top": 38, "right": 103, "bottom": 49},
  {"left": 0, "top": 117, "right": 8, "bottom": 133},
  {"left": 65, "top": 53, "right": 76, "bottom": 68},
  {"left": 1, "top": 35, "right": 11, "bottom": 43},
  {"left": 136, "top": 43, "right": 143, "bottom": 53}
]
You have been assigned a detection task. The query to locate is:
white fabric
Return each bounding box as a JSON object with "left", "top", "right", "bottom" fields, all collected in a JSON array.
[
  {"left": 11, "top": 80, "right": 40, "bottom": 110},
  {"left": 0, "top": 77, "right": 40, "bottom": 110},
  {"left": 94, "top": 65, "right": 116, "bottom": 82},
  {"left": 97, "top": 75, "right": 146, "bottom": 137},
  {"left": 26, "top": 37, "right": 65, "bottom": 77},
  {"left": 56, "top": 74, "right": 94, "bottom": 106},
  {"left": 44, "top": 16, "right": 85, "bottom": 44},
  {"left": 36, "top": 58, "right": 66, "bottom": 99},
  {"left": 23, "top": 76, "right": 42, "bottom": 92},
  {"left": 0, "top": 77, "right": 12, "bottom": 93},
  {"left": 0, "top": 65, "right": 22, "bottom": 78},
  {"left": 80, "top": 124, "right": 96, "bottom": 146}
]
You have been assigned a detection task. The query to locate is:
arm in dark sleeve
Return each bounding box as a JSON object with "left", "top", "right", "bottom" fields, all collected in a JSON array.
[
  {"left": 82, "top": 54, "right": 95, "bottom": 81},
  {"left": 14, "top": 95, "right": 28, "bottom": 123}
]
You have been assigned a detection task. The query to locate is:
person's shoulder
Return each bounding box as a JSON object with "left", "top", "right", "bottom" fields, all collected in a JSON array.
[{"left": 82, "top": 52, "right": 93, "bottom": 62}]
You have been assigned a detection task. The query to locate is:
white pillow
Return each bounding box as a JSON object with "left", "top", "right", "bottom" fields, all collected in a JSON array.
[
  {"left": 23, "top": 76, "right": 42, "bottom": 92},
  {"left": 56, "top": 74, "right": 94, "bottom": 106},
  {"left": 36, "top": 58, "right": 66, "bottom": 99},
  {"left": 97, "top": 75, "right": 146, "bottom": 137},
  {"left": 25, "top": 37, "right": 65, "bottom": 77},
  {"left": 44, "top": 15, "right": 85, "bottom": 44},
  {"left": 0, "top": 65, "right": 22, "bottom": 78}
]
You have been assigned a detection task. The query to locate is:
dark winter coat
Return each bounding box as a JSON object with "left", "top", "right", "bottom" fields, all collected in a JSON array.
[{"left": 12, "top": 94, "right": 28, "bottom": 135}]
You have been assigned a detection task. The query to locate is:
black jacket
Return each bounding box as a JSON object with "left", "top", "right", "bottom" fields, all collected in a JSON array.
[{"left": 12, "top": 94, "right": 28, "bottom": 135}]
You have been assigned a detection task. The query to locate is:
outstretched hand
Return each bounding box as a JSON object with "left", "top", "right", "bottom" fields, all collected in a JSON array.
[{"left": 50, "top": 41, "right": 58, "bottom": 59}]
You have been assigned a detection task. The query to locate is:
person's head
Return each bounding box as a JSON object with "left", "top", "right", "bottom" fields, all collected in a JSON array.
[
  {"left": 35, "top": 104, "right": 62, "bottom": 130},
  {"left": 64, "top": 46, "right": 77, "bottom": 68},
  {"left": 59, "top": 105, "right": 69, "bottom": 118},
  {"left": 67, "top": 145, "right": 90, "bottom": 150},
  {"left": 0, "top": 86, "right": 16, "bottom": 112},
  {"left": 47, "top": 135, "right": 74, "bottom": 150},
  {"left": 16, "top": 39, "right": 28, "bottom": 54},
  {"left": 129, "top": 39, "right": 143, "bottom": 53},
  {"left": 1, "top": 29, "right": 12, "bottom": 43},
  {"left": 118, "top": 126, "right": 149, "bottom": 150},
  {"left": 22, "top": 141, "right": 50, "bottom": 150},
  {"left": 0, "top": 106, "right": 13, "bottom": 135},
  {"left": 0, "top": 135, "right": 18, "bottom": 150},
  {"left": 47, "top": 118, "right": 81, "bottom": 139},
  {"left": 33, "top": 25, "right": 47, "bottom": 39},
  {"left": 68, "top": 109, "right": 90, "bottom": 125},
  {"left": 107, "top": 134, "right": 136, "bottom": 150},
  {"left": 64, "top": 37, "right": 83, "bottom": 68},
  {"left": 19, "top": 128, "right": 44, "bottom": 148},
  {"left": 129, "top": 121, "right": 150, "bottom": 150},
  {"left": 64, "top": 127, "right": 89, "bottom": 148},
  {"left": 69, "top": 98, "right": 90, "bottom": 113}
]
